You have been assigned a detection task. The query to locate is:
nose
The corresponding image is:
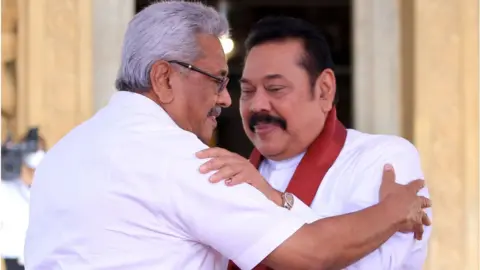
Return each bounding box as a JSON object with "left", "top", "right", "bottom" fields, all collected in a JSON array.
[
  {"left": 217, "top": 88, "right": 232, "bottom": 108},
  {"left": 249, "top": 90, "right": 271, "bottom": 113}
]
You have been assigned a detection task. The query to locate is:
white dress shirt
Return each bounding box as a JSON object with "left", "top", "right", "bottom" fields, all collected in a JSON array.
[
  {"left": 259, "top": 129, "right": 432, "bottom": 270},
  {"left": 0, "top": 179, "right": 30, "bottom": 265},
  {"left": 24, "top": 92, "right": 316, "bottom": 270}
]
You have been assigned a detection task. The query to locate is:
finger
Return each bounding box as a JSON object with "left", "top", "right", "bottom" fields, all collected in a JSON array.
[
  {"left": 225, "top": 173, "right": 245, "bottom": 186},
  {"left": 199, "top": 157, "right": 231, "bottom": 173},
  {"left": 413, "top": 223, "right": 424, "bottom": 241},
  {"left": 226, "top": 172, "right": 258, "bottom": 187},
  {"left": 380, "top": 164, "right": 396, "bottom": 186},
  {"left": 406, "top": 179, "right": 425, "bottom": 193},
  {"left": 209, "top": 166, "right": 238, "bottom": 183},
  {"left": 196, "top": 147, "right": 234, "bottom": 159},
  {"left": 419, "top": 196, "right": 432, "bottom": 209},
  {"left": 421, "top": 211, "right": 431, "bottom": 226}
]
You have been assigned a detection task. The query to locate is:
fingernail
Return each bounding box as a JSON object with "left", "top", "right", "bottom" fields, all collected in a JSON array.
[
  {"left": 225, "top": 179, "right": 232, "bottom": 185},
  {"left": 384, "top": 164, "right": 393, "bottom": 171},
  {"left": 199, "top": 165, "right": 206, "bottom": 173}
]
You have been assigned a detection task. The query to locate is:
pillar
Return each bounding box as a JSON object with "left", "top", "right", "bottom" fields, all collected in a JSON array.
[
  {"left": 93, "top": 0, "right": 134, "bottom": 111},
  {"left": 352, "top": 0, "right": 401, "bottom": 135},
  {"left": 404, "top": 0, "right": 479, "bottom": 269},
  {"left": 17, "top": 0, "right": 93, "bottom": 146},
  {"left": 1, "top": 0, "right": 19, "bottom": 142}
]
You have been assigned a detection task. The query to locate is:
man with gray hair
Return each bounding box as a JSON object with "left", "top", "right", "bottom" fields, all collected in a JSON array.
[{"left": 24, "top": 2, "right": 430, "bottom": 270}]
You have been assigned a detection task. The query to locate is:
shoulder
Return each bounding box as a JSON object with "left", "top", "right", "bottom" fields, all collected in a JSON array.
[
  {"left": 344, "top": 131, "right": 427, "bottom": 207},
  {"left": 345, "top": 130, "right": 421, "bottom": 174},
  {"left": 345, "top": 129, "right": 424, "bottom": 187},
  {"left": 141, "top": 130, "right": 213, "bottom": 183},
  {"left": 111, "top": 125, "right": 209, "bottom": 166},
  {"left": 346, "top": 129, "right": 420, "bottom": 160}
]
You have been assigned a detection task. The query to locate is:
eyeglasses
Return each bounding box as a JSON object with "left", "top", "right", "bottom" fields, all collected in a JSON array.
[{"left": 168, "top": 60, "right": 229, "bottom": 93}]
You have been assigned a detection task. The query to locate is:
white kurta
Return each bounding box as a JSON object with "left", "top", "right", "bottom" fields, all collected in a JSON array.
[
  {"left": 259, "top": 129, "right": 432, "bottom": 270},
  {"left": 24, "top": 92, "right": 316, "bottom": 270}
]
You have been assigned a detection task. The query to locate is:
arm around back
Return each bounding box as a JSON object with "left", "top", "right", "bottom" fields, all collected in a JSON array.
[
  {"left": 167, "top": 155, "right": 429, "bottom": 270},
  {"left": 263, "top": 198, "right": 401, "bottom": 270}
]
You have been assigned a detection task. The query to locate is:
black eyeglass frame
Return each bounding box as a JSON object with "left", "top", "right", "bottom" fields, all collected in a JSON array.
[{"left": 168, "top": 60, "right": 229, "bottom": 92}]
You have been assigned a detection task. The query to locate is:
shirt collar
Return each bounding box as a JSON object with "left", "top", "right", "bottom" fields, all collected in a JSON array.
[
  {"left": 108, "top": 91, "right": 180, "bottom": 129},
  {"left": 264, "top": 152, "right": 306, "bottom": 170}
]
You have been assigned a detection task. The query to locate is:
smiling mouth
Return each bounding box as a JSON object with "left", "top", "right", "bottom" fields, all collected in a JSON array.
[{"left": 254, "top": 123, "right": 280, "bottom": 135}]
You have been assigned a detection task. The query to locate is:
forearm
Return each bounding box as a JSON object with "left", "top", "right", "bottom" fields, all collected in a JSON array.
[
  {"left": 267, "top": 189, "right": 400, "bottom": 266},
  {"left": 263, "top": 199, "right": 401, "bottom": 270},
  {"left": 307, "top": 200, "right": 401, "bottom": 270}
]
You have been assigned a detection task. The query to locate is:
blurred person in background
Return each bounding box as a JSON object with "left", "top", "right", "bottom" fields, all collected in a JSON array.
[
  {"left": 24, "top": 2, "right": 430, "bottom": 270},
  {"left": 197, "top": 17, "right": 432, "bottom": 270},
  {"left": 0, "top": 130, "right": 46, "bottom": 270}
]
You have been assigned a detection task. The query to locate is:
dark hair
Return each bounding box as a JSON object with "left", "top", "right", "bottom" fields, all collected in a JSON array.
[{"left": 245, "top": 16, "right": 337, "bottom": 103}]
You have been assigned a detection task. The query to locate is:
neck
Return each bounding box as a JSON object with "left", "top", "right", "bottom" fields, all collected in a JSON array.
[
  {"left": 265, "top": 147, "right": 311, "bottom": 162},
  {"left": 143, "top": 91, "right": 194, "bottom": 134},
  {"left": 265, "top": 152, "right": 306, "bottom": 168}
]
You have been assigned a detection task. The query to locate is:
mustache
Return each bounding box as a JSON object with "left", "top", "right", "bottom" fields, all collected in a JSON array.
[
  {"left": 248, "top": 113, "right": 287, "bottom": 132},
  {"left": 208, "top": 106, "right": 222, "bottom": 117}
]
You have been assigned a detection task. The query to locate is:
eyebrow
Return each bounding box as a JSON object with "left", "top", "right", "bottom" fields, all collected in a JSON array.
[
  {"left": 239, "top": 74, "right": 285, "bottom": 84},
  {"left": 264, "top": 74, "right": 284, "bottom": 80}
]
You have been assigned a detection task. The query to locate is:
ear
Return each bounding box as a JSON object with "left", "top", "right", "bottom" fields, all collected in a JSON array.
[
  {"left": 150, "top": 60, "right": 174, "bottom": 104},
  {"left": 314, "top": 68, "right": 336, "bottom": 113}
]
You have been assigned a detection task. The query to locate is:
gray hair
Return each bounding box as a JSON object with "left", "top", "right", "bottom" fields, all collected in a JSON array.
[{"left": 115, "top": 1, "right": 229, "bottom": 92}]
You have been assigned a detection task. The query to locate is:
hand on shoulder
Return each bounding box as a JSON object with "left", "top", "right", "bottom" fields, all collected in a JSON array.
[{"left": 196, "top": 147, "right": 283, "bottom": 206}]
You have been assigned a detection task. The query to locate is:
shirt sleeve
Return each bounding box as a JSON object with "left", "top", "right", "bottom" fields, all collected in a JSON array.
[
  {"left": 345, "top": 137, "right": 431, "bottom": 270},
  {"left": 289, "top": 195, "right": 320, "bottom": 223},
  {"left": 164, "top": 156, "right": 308, "bottom": 270}
]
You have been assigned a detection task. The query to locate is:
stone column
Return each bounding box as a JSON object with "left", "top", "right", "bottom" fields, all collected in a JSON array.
[
  {"left": 405, "top": 0, "right": 479, "bottom": 269},
  {"left": 1, "top": 0, "right": 19, "bottom": 141},
  {"left": 352, "top": 0, "right": 401, "bottom": 135},
  {"left": 16, "top": 0, "right": 93, "bottom": 146},
  {"left": 93, "top": 0, "right": 134, "bottom": 111}
]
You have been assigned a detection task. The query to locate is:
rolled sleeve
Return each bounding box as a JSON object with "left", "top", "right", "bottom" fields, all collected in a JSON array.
[
  {"left": 232, "top": 215, "right": 305, "bottom": 270},
  {"left": 289, "top": 195, "right": 319, "bottom": 223},
  {"left": 165, "top": 157, "right": 307, "bottom": 268}
]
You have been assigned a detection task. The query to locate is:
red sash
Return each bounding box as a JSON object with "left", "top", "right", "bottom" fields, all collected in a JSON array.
[{"left": 228, "top": 108, "right": 347, "bottom": 270}]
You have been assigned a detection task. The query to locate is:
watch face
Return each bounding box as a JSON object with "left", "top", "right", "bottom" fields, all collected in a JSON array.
[{"left": 284, "top": 192, "right": 294, "bottom": 209}]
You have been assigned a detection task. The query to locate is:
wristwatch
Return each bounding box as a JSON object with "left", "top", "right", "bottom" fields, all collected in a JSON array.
[{"left": 281, "top": 192, "right": 294, "bottom": 210}]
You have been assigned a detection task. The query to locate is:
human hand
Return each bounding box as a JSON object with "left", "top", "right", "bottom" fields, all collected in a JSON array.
[
  {"left": 196, "top": 147, "right": 282, "bottom": 206},
  {"left": 379, "top": 164, "right": 432, "bottom": 240}
]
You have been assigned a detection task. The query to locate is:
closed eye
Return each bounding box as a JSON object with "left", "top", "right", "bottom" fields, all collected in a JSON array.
[{"left": 266, "top": 86, "right": 285, "bottom": 92}]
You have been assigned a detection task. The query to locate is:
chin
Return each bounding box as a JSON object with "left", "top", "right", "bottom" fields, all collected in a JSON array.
[
  {"left": 252, "top": 138, "right": 285, "bottom": 158},
  {"left": 257, "top": 145, "right": 286, "bottom": 160}
]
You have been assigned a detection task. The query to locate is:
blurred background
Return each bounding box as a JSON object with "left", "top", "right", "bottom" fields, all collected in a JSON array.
[{"left": 1, "top": 0, "right": 478, "bottom": 269}]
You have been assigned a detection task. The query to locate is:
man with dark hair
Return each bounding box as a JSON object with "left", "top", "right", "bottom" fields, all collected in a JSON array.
[{"left": 197, "top": 16, "right": 432, "bottom": 270}]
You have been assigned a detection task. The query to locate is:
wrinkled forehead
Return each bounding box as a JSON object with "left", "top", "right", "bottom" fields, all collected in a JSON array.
[{"left": 242, "top": 40, "right": 305, "bottom": 81}]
